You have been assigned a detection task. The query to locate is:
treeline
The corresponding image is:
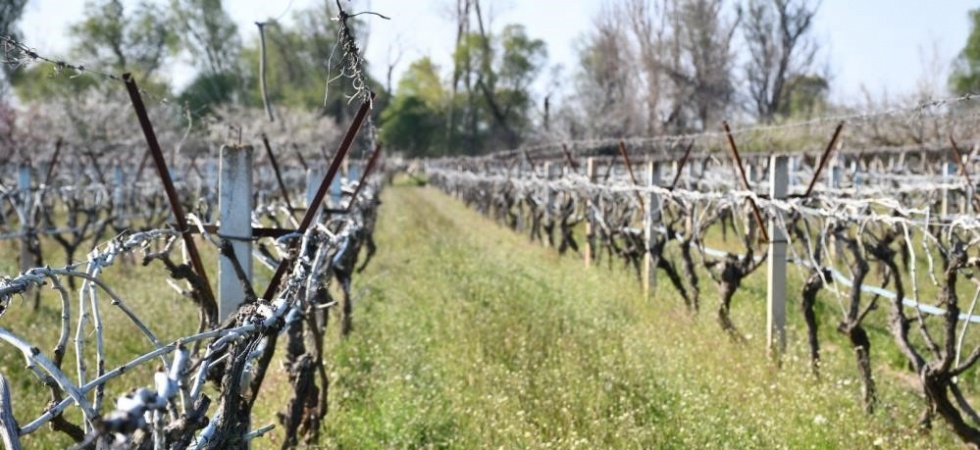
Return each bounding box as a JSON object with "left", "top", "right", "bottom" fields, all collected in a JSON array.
[
  {"left": 1, "top": 0, "right": 376, "bottom": 125},
  {"left": 2, "top": 0, "right": 980, "bottom": 159}
]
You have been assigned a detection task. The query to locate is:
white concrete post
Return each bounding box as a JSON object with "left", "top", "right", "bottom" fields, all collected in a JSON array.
[
  {"left": 767, "top": 155, "right": 789, "bottom": 357},
  {"left": 218, "top": 145, "right": 254, "bottom": 320},
  {"left": 306, "top": 165, "right": 326, "bottom": 228},
  {"left": 330, "top": 175, "right": 343, "bottom": 208},
  {"left": 205, "top": 160, "right": 217, "bottom": 196},
  {"left": 643, "top": 161, "right": 662, "bottom": 295},
  {"left": 113, "top": 165, "right": 125, "bottom": 229},
  {"left": 18, "top": 164, "right": 32, "bottom": 273},
  {"left": 307, "top": 167, "right": 324, "bottom": 208},
  {"left": 349, "top": 162, "right": 361, "bottom": 186},
  {"left": 850, "top": 159, "right": 860, "bottom": 186},
  {"left": 831, "top": 156, "right": 842, "bottom": 189}
]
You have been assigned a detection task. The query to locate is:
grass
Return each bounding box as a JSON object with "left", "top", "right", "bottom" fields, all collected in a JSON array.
[
  {"left": 321, "top": 182, "right": 961, "bottom": 449},
  {"left": 0, "top": 179, "right": 969, "bottom": 448}
]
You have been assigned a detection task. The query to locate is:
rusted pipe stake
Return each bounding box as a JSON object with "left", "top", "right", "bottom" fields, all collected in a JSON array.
[
  {"left": 722, "top": 121, "right": 770, "bottom": 244},
  {"left": 123, "top": 73, "right": 217, "bottom": 320},
  {"left": 262, "top": 95, "right": 374, "bottom": 300},
  {"left": 803, "top": 121, "right": 845, "bottom": 197},
  {"left": 950, "top": 135, "right": 974, "bottom": 187},
  {"left": 669, "top": 140, "right": 695, "bottom": 190},
  {"left": 133, "top": 149, "right": 151, "bottom": 185},
  {"left": 561, "top": 143, "right": 579, "bottom": 171},
  {"left": 43, "top": 138, "right": 63, "bottom": 186},
  {"left": 344, "top": 144, "right": 383, "bottom": 213},
  {"left": 294, "top": 147, "right": 309, "bottom": 171},
  {"left": 261, "top": 134, "right": 297, "bottom": 219},
  {"left": 603, "top": 157, "right": 615, "bottom": 181},
  {"left": 617, "top": 140, "right": 645, "bottom": 213},
  {"left": 523, "top": 150, "right": 536, "bottom": 173},
  {"left": 950, "top": 135, "right": 979, "bottom": 211}
]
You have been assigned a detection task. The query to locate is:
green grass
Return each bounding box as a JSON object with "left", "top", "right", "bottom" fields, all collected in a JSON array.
[
  {"left": 0, "top": 231, "right": 277, "bottom": 448},
  {"left": 322, "top": 183, "right": 960, "bottom": 449},
  {"left": 0, "top": 180, "right": 970, "bottom": 448}
]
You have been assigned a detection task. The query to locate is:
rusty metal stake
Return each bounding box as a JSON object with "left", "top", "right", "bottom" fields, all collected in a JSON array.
[
  {"left": 523, "top": 150, "right": 537, "bottom": 173},
  {"left": 950, "top": 135, "right": 974, "bottom": 186},
  {"left": 950, "top": 134, "right": 980, "bottom": 211},
  {"left": 803, "top": 121, "right": 845, "bottom": 197},
  {"left": 43, "top": 138, "right": 64, "bottom": 186},
  {"left": 670, "top": 140, "right": 695, "bottom": 190},
  {"left": 561, "top": 143, "right": 579, "bottom": 171},
  {"left": 617, "top": 140, "right": 645, "bottom": 213},
  {"left": 294, "top": 146, "right": 309, "bottom": 171},
  {"left": 722, "top": 121, "right": 770, "bottom": 245},
  {"left": 123, "top": 73, "right": 218, "bottom": 323},
  {"left": 261, "top": 95, "right": 374, "bottom": 301},
  {"left": 261, "top": 134, "right": 297, "bottom": 220},
  {"left": 344, "top": 144, "right": 384, "bottom": 213}
]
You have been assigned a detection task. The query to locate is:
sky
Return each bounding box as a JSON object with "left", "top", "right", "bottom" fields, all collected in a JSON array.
[{"left": 15, "top": 0, "right": 979, "bottom": 105}]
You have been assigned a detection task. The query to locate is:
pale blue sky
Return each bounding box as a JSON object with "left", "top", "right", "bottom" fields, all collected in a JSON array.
[{"left": 16, "top": 0, "right": 978, "bottom": 104}]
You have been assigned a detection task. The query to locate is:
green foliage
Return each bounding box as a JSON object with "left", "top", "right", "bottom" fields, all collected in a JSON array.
[
  {"left": 177, "top": 71, "right": 240, "bottom": 119},
  {"left": 951, "top": 8, "right": 980, "bottom": 95},
  {"left": 380, "top": 58, "right": 447, "bottom": 157},
  {"left": 0, "top": 0, "right": 29, "bottom": 93},
  {"left": 11, "top": 0, "right": 176, "bottom": 101},
  {"left": 380, "top": 25, "right": 546, "bottom": 157},
  {"left": 238, "top": 5, "right": 383, "bottom": 121},
  {"left": 323, "top": 184, "right": 963, "bottom": 448},
  {"left": 448, "top": 24, "right": 547, "bottom": 153},
  {"left": 170, "top": 0, "right": 239, "bottom": 76},
  {"left": 69, "top": 0, "right": 178, "bottom": 78},
  {"left": 9, "top": 65, "right": 100, "bottom": 101},
  {"left": 777, "top": 73, "right": 829, "bottom": 118}
]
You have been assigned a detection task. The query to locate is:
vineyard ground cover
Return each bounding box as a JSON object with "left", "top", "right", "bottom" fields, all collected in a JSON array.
[
  {"left": 0, "top": 232, "right": 287, "bottom": 448},
  {"left": 321, "top": 179, "right": 961, "bottom": 448}
]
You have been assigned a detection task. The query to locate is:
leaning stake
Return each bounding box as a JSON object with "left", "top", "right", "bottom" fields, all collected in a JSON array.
[
  {"left": 722, "top": 121, "right": 770, "bottom": 245},
  {"left": 262, "top": 94, "right": 374, "bottom": 301},
  {"left": 262, "top": 134, "right": 297, "bottom": 221},
  {"left": 123, "top": 73, "right": 218, "bottom": 325},
  {"left": 803, "top": 121, "right": 845, "bottom": 197}
]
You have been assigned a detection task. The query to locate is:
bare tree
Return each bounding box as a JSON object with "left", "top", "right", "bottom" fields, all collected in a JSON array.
[
  {"left": 447, "top": 0, "right": 472, "bottom": 149},
  {"left": 626, "top": 0, "right": 671, "bottom": 135},
  {"left": 170, "top": 0, "right": 241, "bottom": 76},
  {"left": 574, "top": 3, "right": 641, "bottom": 137},
  {"left": 664, "top": 0, "right": 741, "bottom": 131},
  {"left": 742, "top": 0, "right": 820, "bottom": 122},
  {"left": 569, "top": 0, "right": 739, "bottom": 136}
]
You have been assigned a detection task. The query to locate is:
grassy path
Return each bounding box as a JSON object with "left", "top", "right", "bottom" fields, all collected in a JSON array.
[{"left": 322, "top": 184, "right": 953, "bottom": 449}]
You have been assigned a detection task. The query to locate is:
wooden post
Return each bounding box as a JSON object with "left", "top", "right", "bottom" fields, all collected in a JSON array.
[
  {"left": 17, "top": 164, "right": 32, "bottom": 273},
  {"left": 584, "top": 157, "right": 596, "bottom": 267},
  {"left": 218, "top": 145, "right": 254, "bottom": 320},
  {"left": 767, "top": 155, "right": 789, "bottom": 357},
  {"left": 643, "top": 161, "right": 662, "bottom": 295}
]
